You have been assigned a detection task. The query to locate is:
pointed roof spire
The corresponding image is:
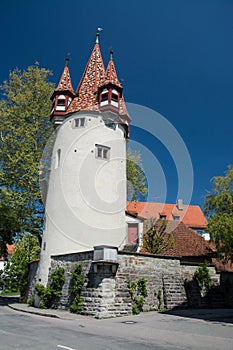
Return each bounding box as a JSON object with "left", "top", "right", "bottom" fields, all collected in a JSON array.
[
  {"left": 68, "top": 33, "right": 106, "bottom": 113},
  {"left": 104, "top": 50, "right": 122, "bottom": 88},
  {"left": 110, "top": 49, "right": 113, "bottom": 60},
  {"left": 55, "top": 58, "right": 75, "bottom": 94}
]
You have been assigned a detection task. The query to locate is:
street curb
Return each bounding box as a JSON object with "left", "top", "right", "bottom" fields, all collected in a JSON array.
[{"left": 7, "top": 304, "right": 61, "bottom": 319}]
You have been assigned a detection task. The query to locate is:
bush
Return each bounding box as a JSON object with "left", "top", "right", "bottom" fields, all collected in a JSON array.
[
  {"left": 34, "top": 267, "right": 65, "bottom": 309},
  {"left": 70, "top": 264, "right": 84, "bottom": 314},
  {"left": 194, "top": 263, "right": 212, "bottom": 291},
  {"left": 128, "top": 278, "right": 147, "bottom": 315}
]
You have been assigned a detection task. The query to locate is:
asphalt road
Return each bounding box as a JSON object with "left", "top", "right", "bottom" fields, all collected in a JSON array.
[{"left": 0, "top": 300, "right": 233, "bottom": 350}]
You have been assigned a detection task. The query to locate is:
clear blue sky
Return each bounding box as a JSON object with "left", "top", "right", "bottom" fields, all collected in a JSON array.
[{"left": 0, "top": 0, "right": 232, "bottom": 208}]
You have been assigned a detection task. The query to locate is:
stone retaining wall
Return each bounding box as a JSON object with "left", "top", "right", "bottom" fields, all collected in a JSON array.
[{"left": 44, "top": 251, "right": 218, "bottom": 318}]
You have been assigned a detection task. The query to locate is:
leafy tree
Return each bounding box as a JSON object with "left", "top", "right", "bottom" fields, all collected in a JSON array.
[
  {"left": 126, "top": 148, "right": 148, "bottom": 201},
  {"left": 204, "top": 166, "right": 233, "bottom": 261},
  {"left": 143, "top": 218, "right": 174, "bottom": 254},
  {"left": 0, "top": 63, "right": 54, "bottom": 246},
  {"left": 1, "top": 232, "right": 40, "bottom": 298},
  {"left": 194, "top": 263, "right": 212, "bottom": 291},
  {"left": 0, "top": 203, "right": 21, "bottom": 259},
  {"left": 14, "top": 232, "right": 41, "bottom": 262}
]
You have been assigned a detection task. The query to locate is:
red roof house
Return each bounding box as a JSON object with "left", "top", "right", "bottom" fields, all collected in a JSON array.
[{"left": 126, "top": 201, "right": 207, "bottom": 231}]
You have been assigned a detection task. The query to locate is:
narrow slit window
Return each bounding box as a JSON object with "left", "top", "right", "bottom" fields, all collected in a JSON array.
[{"left": 55, "top": 149, "right": 61, "bottom": 168}]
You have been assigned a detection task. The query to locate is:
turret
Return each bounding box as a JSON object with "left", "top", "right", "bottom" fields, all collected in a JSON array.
[
  {"left": 50, "top": 57, "right": 75, "bottom": 126},
  {"left": 98, "top": 50, "right": 123, "bottom": 113}
]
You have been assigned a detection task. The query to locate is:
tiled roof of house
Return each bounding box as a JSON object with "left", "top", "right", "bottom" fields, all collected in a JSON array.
[
  {"left": 55, "top": 61, "right": 75, "bottom": 94},
  {"left": 126, "top": 201, "right": 207, "bottom": 228},
  {"left": 165, "top": 222, "right": 214, "bottom": 257},
  {"left": 140, "top": 221, "right": 215, "bottom": 258}
]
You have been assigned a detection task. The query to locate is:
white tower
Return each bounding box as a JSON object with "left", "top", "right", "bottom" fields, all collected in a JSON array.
[{"left": 37, "top": 34, "right": 131, "bottom": 285}]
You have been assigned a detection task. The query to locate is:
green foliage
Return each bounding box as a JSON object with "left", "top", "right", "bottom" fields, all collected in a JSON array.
[
  {"left": 28, "top": 297, "right": 34, "bottom": 307},
  {"left": 128, "top": 278, "right": 147, "bottom": 315},
  {"left": 49, "top": 267, "right": 65, "bottom": 297},
  {"left": 35, "top": 284, "right": 52, "bottom": 309},
  {"left": 132, "top": 303, "right": 140, "bottom": 315},
  {"left": 35, "top": 267, "right": 65, "bottom": 309},
  {"left": 15, "top": 232, "right": 41, "bottom": 262},
  {"left": 70, "top": 264, "right": 84, "bottom": 314},
  {"left": 126, "top": 148, "right": 147, "bottom": 201},
  {"left": 137, "top": 277, "right": 147, "bottom": 297},
  {"left": 204, "top": 166, "right": 233, "bottom": 261},
  {"left": 194, "top": 263, "right": 212, "bottom": 291},
  {"left": 143, "top": 218, "right": 175, "bottom": 254},
  {"left": 1, "top": 232, "right": 41, "bottom": 299},
  {"left": 0, "top": 63, "right": 54, "bottom": 245}
]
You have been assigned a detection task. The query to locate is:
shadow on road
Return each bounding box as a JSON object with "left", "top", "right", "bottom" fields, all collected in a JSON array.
[
  {"left": 162, "top": 308, "right": 233, "bottom": 324},
  {"left": 0, "top": 295, "right": 20, "bottom": 306}
]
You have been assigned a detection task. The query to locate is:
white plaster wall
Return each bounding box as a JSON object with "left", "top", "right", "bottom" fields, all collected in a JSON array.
[{"left": 38, "top": 112, "right": 127, "bottom": 285}]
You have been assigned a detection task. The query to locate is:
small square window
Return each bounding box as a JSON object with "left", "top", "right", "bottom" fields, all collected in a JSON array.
[
  {"left": 75, "top": 118, "right": 85, "bottom": 127},
  {"left": 95, "top": 144, "right": 110, "bottom": 160},
  {"left": 57, "top": 99, "right": 65, "bottom": 106}
]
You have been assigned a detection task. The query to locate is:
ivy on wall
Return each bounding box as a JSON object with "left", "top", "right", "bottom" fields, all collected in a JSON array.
[
  {"left": 70, "top": 264, "right": 84, "bottom": 314},
  {"left": 128, "top": 277, "right": 147, "bottom": 315}
]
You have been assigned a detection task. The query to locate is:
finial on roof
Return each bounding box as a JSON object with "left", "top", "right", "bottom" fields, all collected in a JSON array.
[
  {"left": 110, "top": 49, "right": 113, "bottom": 60},
  {"left": 65, "top": 53, "right": 70, "bottom": 66},
  {"left": 96, "top": 33, "right": 100, "bottom": 44}
]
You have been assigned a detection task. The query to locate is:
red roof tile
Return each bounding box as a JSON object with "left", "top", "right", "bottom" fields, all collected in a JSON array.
[
  {"left": 104, "top": 53, "right": 122, "bottom": 88},
  {"left": 55, "top": 64, "right": 74, "bottom": 94},
  {"left": 165, "top": 222, "right": 214, "bottom": 257},
  {"left": 126, "top": 201, "right": 207, "bottom": 229},
  {"left": 67, "top": 38, "right": 105, "bottom": 114},
  {"left": 66, "top": 36, "right": 131, "bottom": 124},
  {"left": 141, "top": 221, "right": 214, "bottom": 258}
]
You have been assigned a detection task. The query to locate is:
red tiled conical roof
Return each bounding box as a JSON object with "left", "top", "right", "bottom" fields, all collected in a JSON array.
[
  {"left": 68, "top": 34, "right": 105, "bottom": 113},
  {"left": 55, "top": 60, "right": 75, "bottom": 94},
  {"left": 104, "top": 51, "right": 122, "bottom": 88}
]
